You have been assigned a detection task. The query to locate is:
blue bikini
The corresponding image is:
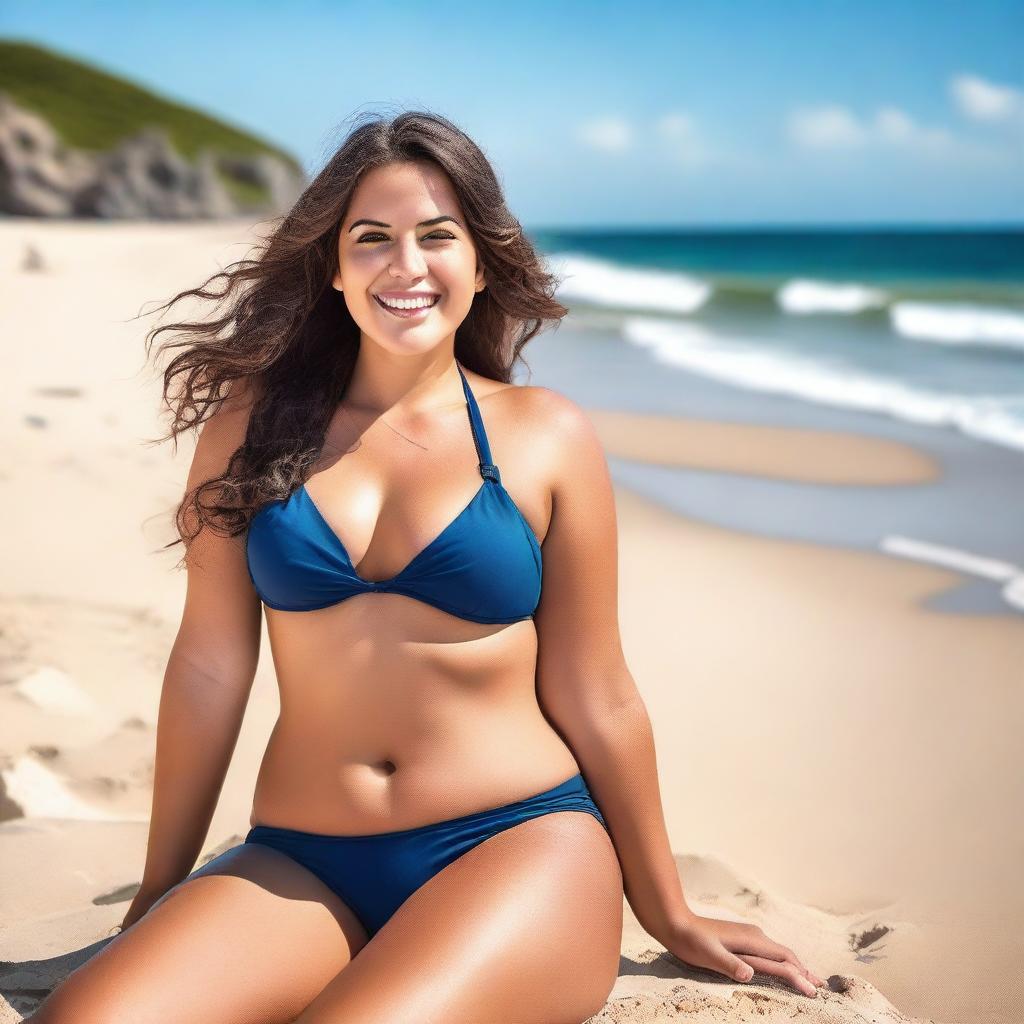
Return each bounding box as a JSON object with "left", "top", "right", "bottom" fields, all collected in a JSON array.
[
  {"left": 245, "top": 773, "right": 605, "bottom": 939},
  {"left": 245, "top": 360, "right": 542, "bottom": 622},
  {"left": 222, "top": 361, "right": 607, "bottom": 939}
]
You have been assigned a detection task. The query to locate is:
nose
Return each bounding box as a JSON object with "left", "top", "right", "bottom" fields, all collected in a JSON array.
[{"left": 388, "top": 235, "right": 429, "bottom": 279}]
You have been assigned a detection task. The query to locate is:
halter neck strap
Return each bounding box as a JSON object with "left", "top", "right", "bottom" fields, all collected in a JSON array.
[{"left": 456, "top": 362, "right": 501, "bottom": 484}]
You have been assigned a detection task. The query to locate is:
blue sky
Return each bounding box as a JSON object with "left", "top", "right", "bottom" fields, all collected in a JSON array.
[{"left": 2, "top": 0, "right": 1022, "bottom": 227}]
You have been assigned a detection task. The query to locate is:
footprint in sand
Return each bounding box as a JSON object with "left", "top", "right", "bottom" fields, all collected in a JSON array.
[
  {"left": 21, "top": 243, "right": 46, "bottom": 271},
  {"left": 0, "top": 755, "right": 123, "bottom": 821},
  {"left": 849, "top": 922, "right": 892, "bottom": 963},
  {"left": 14, "top": 666, "right": 101, "bottom": 717},
  {"left": 735, "top": 885, "right": 764, "bottom": 907},
  {"left": 33, "top": 386, "right": 83, "bottom": 399}
]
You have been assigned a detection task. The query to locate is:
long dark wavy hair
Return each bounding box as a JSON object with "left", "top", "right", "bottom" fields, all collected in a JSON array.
[{"left": 142, "top": 109, "right": 568, "bottom": 569}]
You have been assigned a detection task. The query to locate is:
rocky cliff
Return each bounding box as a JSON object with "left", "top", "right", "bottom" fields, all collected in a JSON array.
[{"left": 0, "top": 91, "right": 305, "bottom": 219}]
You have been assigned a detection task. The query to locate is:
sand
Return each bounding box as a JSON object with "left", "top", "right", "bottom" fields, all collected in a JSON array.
[{"left": 1, "top": 219, "right": 1020, "bottom": 1024}]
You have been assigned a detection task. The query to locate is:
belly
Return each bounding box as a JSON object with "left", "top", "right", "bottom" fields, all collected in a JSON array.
[{"left": 249, "top": 594, "right": 580, "bottom": 834}]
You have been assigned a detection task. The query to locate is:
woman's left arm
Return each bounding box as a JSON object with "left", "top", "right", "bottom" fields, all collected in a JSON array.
[{"left": 528, "top": 389, "right": 825, "bottom": 997}]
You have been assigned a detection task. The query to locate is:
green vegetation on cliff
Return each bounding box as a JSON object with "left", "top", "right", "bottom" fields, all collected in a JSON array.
[{"left": 0, "top": 38, "right": 303, "bottom": 205}]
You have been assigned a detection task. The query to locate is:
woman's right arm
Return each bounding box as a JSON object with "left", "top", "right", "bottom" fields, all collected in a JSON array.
[{"left": 125, "top": 380, "right": 263, "bottom": 924}]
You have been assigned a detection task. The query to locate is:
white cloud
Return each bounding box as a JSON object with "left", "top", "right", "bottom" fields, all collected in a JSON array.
[
  {"left": 788, "top": 105, "right": 866, "bottom": 148},
  {"left": 950, "top": 73, "right": 1024, "bottom": 123},
  {"left": 875, "top": 106, "right": 955, "bottom": 149},
  {"left": 576, "top": 117, "right": 632, "bottom": 152},
  {"left": 655, "top": 112, "right": 717, "bottom": 166},
  {"left": 788, "top": 104, "right": 956, "bottom": 153},
  {"left": 875, "top": 106, "right": 915, "bottom": 142},
  {"left": 656, "top": 112, "right": 698, "bottom": 141},
  {"left": 575, "top": 111, "right": 720, "bottom": 168}
]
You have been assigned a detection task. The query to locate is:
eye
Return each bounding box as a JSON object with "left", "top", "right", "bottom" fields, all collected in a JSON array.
[{"left": 356, "top": 231, "right": 456, "bottom": 243}]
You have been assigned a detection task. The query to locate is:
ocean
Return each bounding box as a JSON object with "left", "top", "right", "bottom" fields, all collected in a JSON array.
[
  {"left": 524, "top": 227, "right": 1024, "bottom": 616},
  {"left": 531, "top": 227, "right": 1024, "bottom": 454}
]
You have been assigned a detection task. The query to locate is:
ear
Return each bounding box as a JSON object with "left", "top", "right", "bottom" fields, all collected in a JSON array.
[
  {"left": 331, "top": 269, "right": 343, "bottom": 292},
  {"left": 474, "top": 261, "right": 486, "bottom": 293}
]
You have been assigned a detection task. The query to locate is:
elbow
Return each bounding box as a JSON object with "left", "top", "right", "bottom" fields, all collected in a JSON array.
[
  {"left": 546, "top": 687, "right": 649, "bottom": 754},
  {"left": 581, "top": 666, "right": 647, "bottom": 721}
]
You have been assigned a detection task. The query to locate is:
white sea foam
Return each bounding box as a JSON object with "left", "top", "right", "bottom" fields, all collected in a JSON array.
[
  {"left": 548, "top": 252, "right": 712, "bottom": 314},
  {"left": 1001, "top": 576, "right": 1024, "bottom": 612},
  {"left": 777, "top": 278, "right": 889, "bottom": 314},
  {"left": 891, "top": 301, "right": 1024, "bottom": 351},
  {"left": 622, "top": 316, "right": 1024, "bottom": 453},
  {"left": 880, "top": 535, "right": 1024, "bottom": 612},
  {"left": 880, "top": 535, "right": 1018, "bottom": 580}
]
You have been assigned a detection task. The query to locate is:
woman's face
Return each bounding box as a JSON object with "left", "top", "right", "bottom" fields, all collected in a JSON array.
[{"left": 333, "top": 160, "right": 485, "bottom": 356}]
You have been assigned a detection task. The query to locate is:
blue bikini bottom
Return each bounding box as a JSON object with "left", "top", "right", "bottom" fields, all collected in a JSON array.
[{"left": 242, "top": 771, "right": 606, "bottom": 939}]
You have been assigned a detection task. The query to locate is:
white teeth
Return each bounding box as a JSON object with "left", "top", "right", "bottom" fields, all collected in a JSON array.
[{"left": 378, "top": 295, "right": 437, "bottom": 310}]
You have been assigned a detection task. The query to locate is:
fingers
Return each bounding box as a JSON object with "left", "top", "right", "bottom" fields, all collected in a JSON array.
[
  {"left": 735, "top": 928, "right": 826, "bottom": 989},
  {"left": 736, "top": 953, "right": 820, "bottom": 998},
  {"left": 757, "top": 937, "right": 827, "bottom": 983}
]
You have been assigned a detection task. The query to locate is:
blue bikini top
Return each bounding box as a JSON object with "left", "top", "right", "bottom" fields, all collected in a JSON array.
[{"left": 245, "top": 362, "right": 542, "bottom": 623}]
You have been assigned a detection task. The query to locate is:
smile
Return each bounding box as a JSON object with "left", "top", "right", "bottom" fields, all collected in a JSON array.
[{"left": 373, "top": 294, "right": 440, "bottom": 319}]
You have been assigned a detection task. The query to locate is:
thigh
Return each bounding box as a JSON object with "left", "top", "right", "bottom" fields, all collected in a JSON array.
[
  {"left": 294, "top": 811, "right": 624, "bottom": 1024},
  {"left": 29, "top": 843, "right": 370, "bottom": 1024}
]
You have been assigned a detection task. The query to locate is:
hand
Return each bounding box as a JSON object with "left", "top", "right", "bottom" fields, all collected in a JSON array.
[
  {"left": 660, "top": 912, "right": 827, "bottom": 998},
  {"left": 116, "top": 884, "right": 168, "bottom": 932}
]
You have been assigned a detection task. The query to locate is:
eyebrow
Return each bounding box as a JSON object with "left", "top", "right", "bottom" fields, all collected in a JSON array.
[{"left": 347, "top": 215, "right": 462, "bottom": 232}]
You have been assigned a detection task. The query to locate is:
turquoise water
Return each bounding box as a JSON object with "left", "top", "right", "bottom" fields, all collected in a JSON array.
[
  {"left": 531, "top": 227, "right": 1024, "bottom": 453},
  {"left": 531, "top": 227, "right": 1024, "bottom": 298}
]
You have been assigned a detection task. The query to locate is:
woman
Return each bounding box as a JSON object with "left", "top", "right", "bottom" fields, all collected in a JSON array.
[{"left": 30, "top": 111, "right": 825, "bottom": 1023}]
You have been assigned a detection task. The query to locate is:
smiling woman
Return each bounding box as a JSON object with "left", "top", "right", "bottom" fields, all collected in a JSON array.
[
  {"left": 27, "top": 109, "right": 824, "bottom": 1024},
  {"left": 333, "top": 166, "right": 487, "bottom": 347}
]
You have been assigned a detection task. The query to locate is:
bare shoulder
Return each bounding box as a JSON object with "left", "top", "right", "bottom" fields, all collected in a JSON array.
[
  {"left": 512, "top": 382, "right": 593, "bottom": 427},
  {"left": 480, "top": 379, "right": 607, "bottom": 487},
  {"left": 511, "top": 381, "right": 600, "bottom": 441},
  {"left": 474, "top": 374, "right": 592, "bottom": 431},
  {"left": 187, "top": 375, "right": 260, "bottom": 487}
]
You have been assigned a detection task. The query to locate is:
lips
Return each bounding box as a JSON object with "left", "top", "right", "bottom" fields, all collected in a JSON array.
[{"left": 373, "top": 294, "right": 440, "bottom": 319}]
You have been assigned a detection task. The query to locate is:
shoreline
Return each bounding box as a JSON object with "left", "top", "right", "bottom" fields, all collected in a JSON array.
[{"left": 586, "top": 407, "right": 940, "bottom": 484}]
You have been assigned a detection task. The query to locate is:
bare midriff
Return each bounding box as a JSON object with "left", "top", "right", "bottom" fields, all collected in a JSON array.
[{"left": 249, "top": 594, "right": 580, "bottom": 836}]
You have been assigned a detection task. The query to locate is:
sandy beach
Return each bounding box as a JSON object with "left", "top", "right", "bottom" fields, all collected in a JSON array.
[{"left": 1, "top": 219, "right": 1020, "bottom": 1024}]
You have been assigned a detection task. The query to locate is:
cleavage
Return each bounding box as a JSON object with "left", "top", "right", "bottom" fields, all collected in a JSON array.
[{"left": 304, "top": 469, "right": 485, "bottom": 584}]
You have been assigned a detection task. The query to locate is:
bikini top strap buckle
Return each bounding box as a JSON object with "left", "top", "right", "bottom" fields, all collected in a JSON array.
[{"left": 456, "top": 361, "right": 500, "bottom": 483}]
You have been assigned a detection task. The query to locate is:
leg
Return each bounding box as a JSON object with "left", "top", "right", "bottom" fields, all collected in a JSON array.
[
  {"left": 294, "top": 811, "right": 624, "bottom": 1024},
  {"left": 28, "top": 843, "right": 370, "bottom": 1024}
]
